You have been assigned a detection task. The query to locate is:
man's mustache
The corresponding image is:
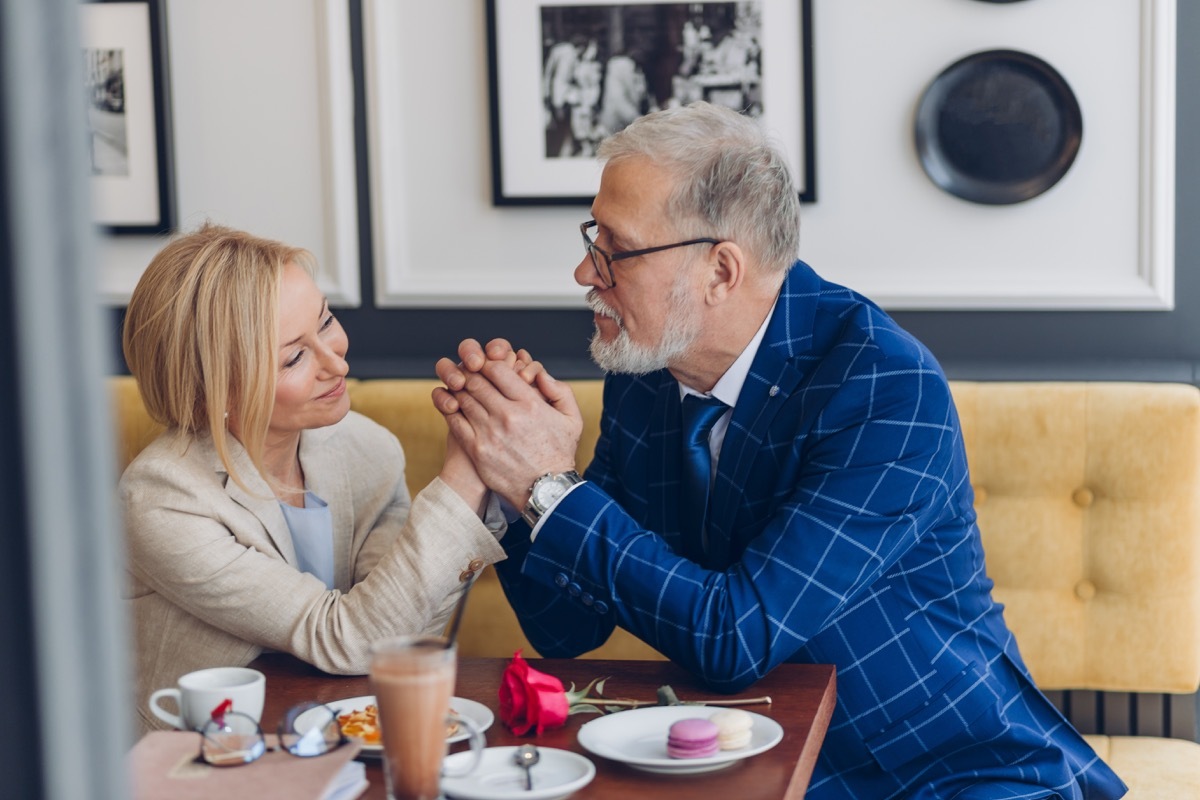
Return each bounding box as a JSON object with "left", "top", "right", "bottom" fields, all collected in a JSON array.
[{"left": 586, "top": 290, "right": 622, "bottom": 327}]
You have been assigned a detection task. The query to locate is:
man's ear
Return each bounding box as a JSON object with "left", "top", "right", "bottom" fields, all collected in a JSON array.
[{"left": 705, "top": 241, "right": 746, "bottom": 305}]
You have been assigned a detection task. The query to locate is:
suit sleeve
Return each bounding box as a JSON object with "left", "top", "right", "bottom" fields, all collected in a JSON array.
[
  {"left": 508, "top": 360, "right": 967, "bottom": 691},
  {"left": 492, "top": 378, "right": 629, "bottom": 657}
]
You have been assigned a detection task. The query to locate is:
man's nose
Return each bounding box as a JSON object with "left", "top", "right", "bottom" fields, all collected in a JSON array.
[{"left": 575, "top": 255, "right": 604, "bottom": 288}]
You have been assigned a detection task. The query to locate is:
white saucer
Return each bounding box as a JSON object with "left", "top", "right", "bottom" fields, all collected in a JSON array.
[
  {"left": 576, "top": 706, "right": 783, "bottom": 775},
  {"left": 440, "top": 746, "right": 595, "bottom": 800},
  {"left": 295, "top": 695, "right": 494, "bottom": 754}
]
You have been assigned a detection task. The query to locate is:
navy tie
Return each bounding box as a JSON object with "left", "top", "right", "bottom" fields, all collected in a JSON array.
[{"left": 679, "top": 394, "right": 729, "bottom": 564}]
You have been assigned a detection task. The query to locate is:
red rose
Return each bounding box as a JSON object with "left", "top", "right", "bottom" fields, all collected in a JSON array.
[{"left": 498, "top": 650, "right": 570, "bottom": 735}]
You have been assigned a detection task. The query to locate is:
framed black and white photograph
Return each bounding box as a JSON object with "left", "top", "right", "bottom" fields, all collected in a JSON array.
[
  {"left": 80, "top": 0, "right": 175, "bottom": 235},
  {"left": 486, "top": 0, "right": 814, "bottom": 206}
]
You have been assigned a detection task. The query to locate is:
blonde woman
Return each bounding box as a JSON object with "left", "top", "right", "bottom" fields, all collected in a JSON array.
[{"left": 121, "top": 224, "right": 507, "bottom": 733}]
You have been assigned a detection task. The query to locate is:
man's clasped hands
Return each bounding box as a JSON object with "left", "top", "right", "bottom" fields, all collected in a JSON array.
[{"left": 433, "top": 338, "right": 582, "bottom": 511}]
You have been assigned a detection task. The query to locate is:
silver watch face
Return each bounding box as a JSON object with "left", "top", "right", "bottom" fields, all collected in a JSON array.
[{"left": 532, "top": 475, "right": 568, "bottom": 509}]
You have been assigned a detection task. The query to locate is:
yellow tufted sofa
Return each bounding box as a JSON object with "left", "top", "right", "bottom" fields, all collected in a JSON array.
[{"left": 110, "top": 376, "right": 1200, "bottom": 796}]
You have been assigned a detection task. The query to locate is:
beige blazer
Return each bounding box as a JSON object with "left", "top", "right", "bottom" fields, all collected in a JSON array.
[{"left": 120, "top": 411, "right": 505, "bottom": 733}]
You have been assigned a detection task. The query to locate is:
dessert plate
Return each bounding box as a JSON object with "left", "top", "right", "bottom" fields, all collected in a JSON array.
[
  {"left": 295, "top": 695, "right": 494, "bottom": 754},
  {"left": 441, "top": 746, "right": 595, "bottom": 800},
  {"left": 576, "top": 706, "right": 783, "bottom": 775}
]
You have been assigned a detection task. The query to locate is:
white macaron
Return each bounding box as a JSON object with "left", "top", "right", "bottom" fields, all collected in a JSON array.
[{"left": 709, "top": 708, "right": 754, "bottom": 750}]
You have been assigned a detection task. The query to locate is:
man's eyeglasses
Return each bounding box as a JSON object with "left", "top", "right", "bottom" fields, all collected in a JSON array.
[
  {"left": 197, "top": 700, "right": 348, "bottom": 767},
  {"left": 580, "top": 220, "right": 720, "bottom": 287}
]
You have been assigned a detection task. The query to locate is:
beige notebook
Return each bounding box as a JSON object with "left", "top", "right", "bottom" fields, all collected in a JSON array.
[{"left": 128, "top": 731, "right": 366, "bottom": 800}]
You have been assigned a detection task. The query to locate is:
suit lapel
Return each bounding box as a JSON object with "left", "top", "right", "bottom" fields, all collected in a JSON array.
[
  {"left": 707, "top": 265, "right": 821, "bottom": 564},
  {"left": 207, "top": 435, "right": 300, "bottom": 567}
]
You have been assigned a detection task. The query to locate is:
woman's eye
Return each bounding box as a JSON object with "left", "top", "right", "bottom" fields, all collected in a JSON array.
[
  {"left": 320, "top": 313, "right": 335, "bottom": 331},
  {"left": 283, "top": 350, "right": 304, "bottom": 369}
]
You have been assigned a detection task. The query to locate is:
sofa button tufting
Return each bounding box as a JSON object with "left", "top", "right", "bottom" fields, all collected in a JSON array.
[
  {"left": 973, "top": 486, "right": 987, "bottom": 505},
  {"left": 1072, "top": 488, "right": 1095, "bottom": 507},
  {"left": 1075, "top": 580, "right": 1097, "bottom": 601}
]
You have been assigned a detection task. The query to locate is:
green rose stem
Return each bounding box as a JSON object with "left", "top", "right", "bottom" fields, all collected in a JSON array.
[{"left": 565, "top": 679, "right": 773, "bottom": 716}]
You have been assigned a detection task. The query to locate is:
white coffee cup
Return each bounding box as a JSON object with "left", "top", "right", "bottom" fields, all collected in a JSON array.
[{"left": 149, "top": 667, "right": 265, "bottom": 731}]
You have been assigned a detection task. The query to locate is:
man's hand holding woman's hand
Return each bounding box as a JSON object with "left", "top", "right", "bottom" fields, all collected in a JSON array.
[{"left": 433, "top": 338, "right": 583, "bottom": 509}]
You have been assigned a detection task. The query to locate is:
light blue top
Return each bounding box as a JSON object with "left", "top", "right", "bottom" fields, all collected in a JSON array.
[{"left": 279, "top": 492, "right": 335, "bottom": 589}]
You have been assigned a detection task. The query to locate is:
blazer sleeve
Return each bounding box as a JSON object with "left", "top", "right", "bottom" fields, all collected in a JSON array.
[
  {"left": 493, "top": 377, "right": 631, "bottom": 657},
  {"left": 512, "top": 359, "right": 967, "bottom": 691},
  {"left": 122, "top": 434, "right": 506, "bottom": 675}
]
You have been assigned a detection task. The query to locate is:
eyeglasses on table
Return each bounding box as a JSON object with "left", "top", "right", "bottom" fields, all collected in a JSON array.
[{"left": 196, "top": 700, "right": 349, "bottom": 767}]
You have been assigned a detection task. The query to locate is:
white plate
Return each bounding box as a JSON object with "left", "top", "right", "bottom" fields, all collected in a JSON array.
[
  {"left": 441, "top": 746, "right": 595, "bottom": 800},
  {"left": 576, "top": 706, "right": 783, "bottom": 775},
  {"left": 299, "top": 695, "right": 495, "bottom": 753}
]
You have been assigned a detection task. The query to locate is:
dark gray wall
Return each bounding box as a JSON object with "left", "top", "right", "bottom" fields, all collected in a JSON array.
[{"left": 108, "top": 2, "right": 1200, "bottom": 383}]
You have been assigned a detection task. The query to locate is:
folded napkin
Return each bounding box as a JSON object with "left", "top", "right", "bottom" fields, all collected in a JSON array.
[{"left": 127, "top": 731, "right": 365, "bottom": 800}]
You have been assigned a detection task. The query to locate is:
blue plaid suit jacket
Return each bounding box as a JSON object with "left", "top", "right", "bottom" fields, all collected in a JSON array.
[{"left": 497, "top": 263, "right": 1125, "bottom": 799}]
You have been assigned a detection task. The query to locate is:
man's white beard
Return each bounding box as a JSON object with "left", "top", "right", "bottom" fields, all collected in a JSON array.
[{"left": 586, "top": 276, "right": 701, "bottom": 375}]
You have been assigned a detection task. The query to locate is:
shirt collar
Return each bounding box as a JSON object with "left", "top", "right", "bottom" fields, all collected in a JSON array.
[{"left": 679, "top": 298, "right": 777, "bottom": 407}]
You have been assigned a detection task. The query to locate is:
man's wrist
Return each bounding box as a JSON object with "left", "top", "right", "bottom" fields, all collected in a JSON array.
[{"left": 521, "top": 470, "right": 584, "bottom": 528}]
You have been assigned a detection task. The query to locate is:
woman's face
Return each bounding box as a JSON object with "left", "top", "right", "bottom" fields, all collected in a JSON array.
[{"left": 269, "top": 262, "right": 350, "bottom": 436}]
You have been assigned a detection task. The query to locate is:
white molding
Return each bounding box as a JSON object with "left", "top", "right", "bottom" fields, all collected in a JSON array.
[
  {"left": 366, "top": 0, "right": 1175, "bottom": 310},
  {"left": 1139, "top": 0, "right": 1176, "bottom": 311},
  {"left": 365, "top": 0, "right": 588, "bottom": 308},
  {"left": 801, "top": 0, "right": 1177, "bottom": 311},
  {"left": 314, "top": 0, "right": 361, "bottom": 305},
  {"left": 363, "top": 0, "right": 411, "bottom": 308},
  {"left": 94, "top": 0, "right": 361, "bottom": 307}
]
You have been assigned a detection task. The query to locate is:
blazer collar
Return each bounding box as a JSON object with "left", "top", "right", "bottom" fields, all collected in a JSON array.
[
  {"left": 298, "top": 424, "right": 355, "bottom": 590},
  {"left": 201, "top": 432, "right": 303, "bottom": 567}
]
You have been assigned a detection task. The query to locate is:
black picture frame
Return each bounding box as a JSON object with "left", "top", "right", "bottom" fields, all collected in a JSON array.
[
  {"left": 81, "top": 0, "right": 176, "bottom": 235},
  {"left": 486, "top": 0, "right": 815, "bottom": 206}
]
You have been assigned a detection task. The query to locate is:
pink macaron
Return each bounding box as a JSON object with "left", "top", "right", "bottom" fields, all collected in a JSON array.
[{"left": 667, "top": 718, "right": 720, "bottom": 759}]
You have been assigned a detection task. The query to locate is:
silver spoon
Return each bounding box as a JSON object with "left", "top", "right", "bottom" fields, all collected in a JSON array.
[{"left": 513, "top": 744, "right": 540, "bottom": 790}]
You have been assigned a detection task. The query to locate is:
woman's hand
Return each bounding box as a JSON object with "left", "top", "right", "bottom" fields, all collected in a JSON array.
[{"left": 438, "top": 427, "right": 489, "bottom": 517}]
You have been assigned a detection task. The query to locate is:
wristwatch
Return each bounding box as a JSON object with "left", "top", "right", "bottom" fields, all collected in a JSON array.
[{"left": 522, "top": 470, "right": 583, "bottom": 527}]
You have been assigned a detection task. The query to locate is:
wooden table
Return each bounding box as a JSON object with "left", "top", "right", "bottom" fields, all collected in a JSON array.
[{"left": 251, "top": 654, "right": 836, "bottom": 800}]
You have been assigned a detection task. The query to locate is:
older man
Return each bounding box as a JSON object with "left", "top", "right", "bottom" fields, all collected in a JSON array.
[{"left": 435, "top": 103, "right": 1124, "bottom": 799}]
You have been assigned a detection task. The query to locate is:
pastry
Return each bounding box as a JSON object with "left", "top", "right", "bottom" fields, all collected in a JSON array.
[
  {"left": 709, "top": 708, "right": 754, "bottom": 750},
  {"left": 666, "top": 718, "right": 720, "bottom": 759}
]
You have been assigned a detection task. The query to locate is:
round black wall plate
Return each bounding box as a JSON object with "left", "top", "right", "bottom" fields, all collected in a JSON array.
[{"left": 914, "top": 49, "right": 1082, "bottom": 205}]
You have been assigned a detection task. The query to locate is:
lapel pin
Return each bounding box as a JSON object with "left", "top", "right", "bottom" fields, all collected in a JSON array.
[{"left": 769, "top": 385, "right": 780, "bottom": 397}]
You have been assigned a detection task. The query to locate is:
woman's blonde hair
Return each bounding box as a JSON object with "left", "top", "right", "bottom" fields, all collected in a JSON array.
[{"left": 122, "top": 222, "right": 318, "bottom": 491}]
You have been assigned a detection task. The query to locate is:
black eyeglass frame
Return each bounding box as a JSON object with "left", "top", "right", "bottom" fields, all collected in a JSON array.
[
  {"left": 196, "top": 701, "right": 350, "bottom": 767},
  {"left": 580, "top": 220, "right": 721, "bottom": 287}
]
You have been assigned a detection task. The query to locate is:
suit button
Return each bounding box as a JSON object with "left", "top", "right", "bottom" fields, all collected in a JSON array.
[
  {"left": 580, "top": 593, "right": 594, "bottom": 606},
  {"left": 554, "top": 572, "right": 569, "bottom": 588},
  {"left": 458, "top": 569, "right": 475, "bottom": 582},
  {"left": 467, "top": 558, "right": 485, "bottom": 571},
  {"left": 593, "top": 601, "right": 609, "bottom": 614},
  {"left": 566, "top": 582, "right": 582, "bottom": 597}
]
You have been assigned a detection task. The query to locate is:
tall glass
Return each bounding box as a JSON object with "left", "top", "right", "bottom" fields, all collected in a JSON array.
[{"left": 369, "top": 635, "right": 479, "bottom": 800}]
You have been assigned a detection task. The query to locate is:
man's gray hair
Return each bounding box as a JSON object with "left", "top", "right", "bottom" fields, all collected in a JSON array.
[{"left": 597, "top": 102, "right": 800, "bottom": 275}]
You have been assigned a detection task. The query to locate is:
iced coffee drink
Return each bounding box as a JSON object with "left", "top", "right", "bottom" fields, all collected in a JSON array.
[{"left": 370, "top": 636, "right": 456, "bottom": 800}]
